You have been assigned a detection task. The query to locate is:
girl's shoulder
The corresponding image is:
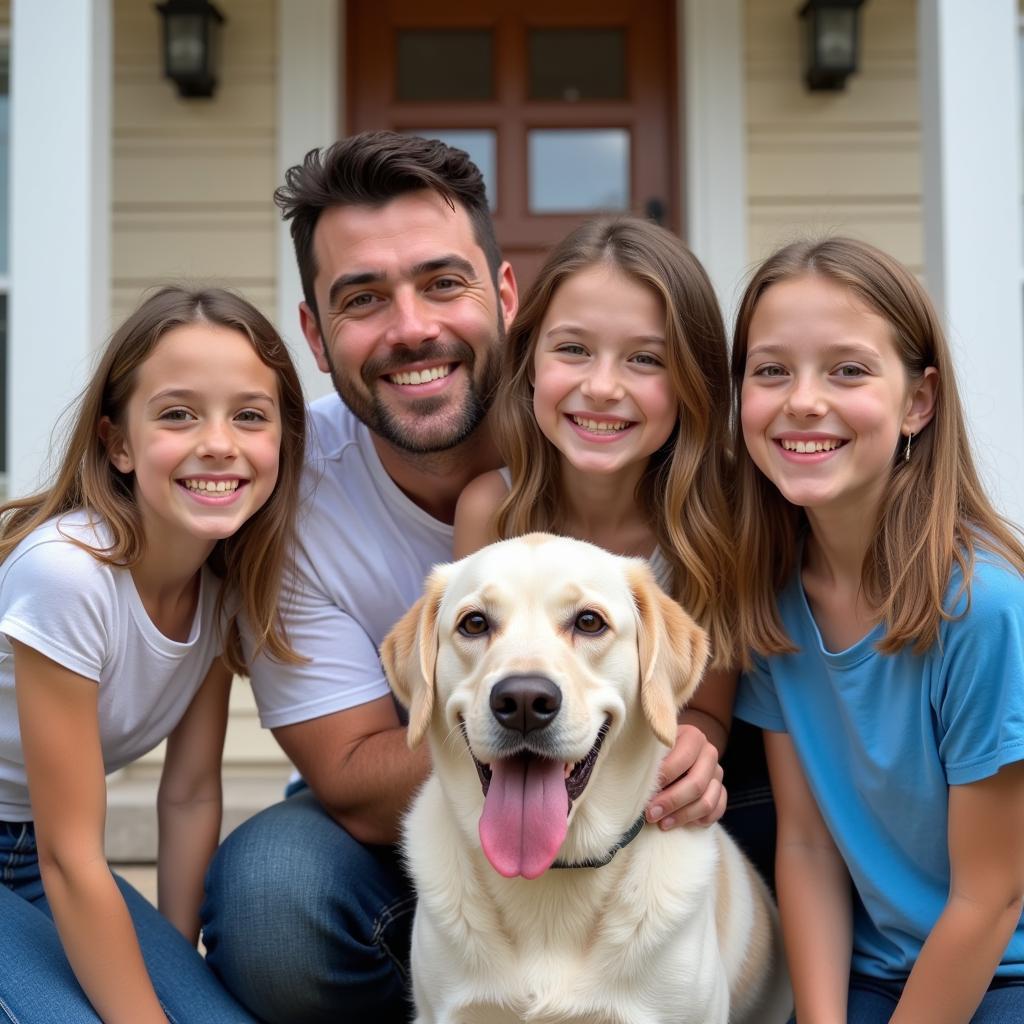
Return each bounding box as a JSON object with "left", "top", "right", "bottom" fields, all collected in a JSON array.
[
  {"left": 946, "top": 551, "right": 1024, "bottom": 619},
  {"left": 456, "top": 468, "right": 512, "bottom": 524},
  {"left": 459, "top": 468, "right": 511, "bottom": 508},
  {"left": 3, "top": 511, "right": 113, "bottom": 578},
  {"left": 453, "top": 470, "right": 511, "bottom": 559}
]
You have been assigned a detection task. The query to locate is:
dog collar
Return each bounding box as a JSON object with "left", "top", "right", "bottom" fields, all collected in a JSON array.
[{"left": 551, "top": 814, "right": 647, "bottom": 870}]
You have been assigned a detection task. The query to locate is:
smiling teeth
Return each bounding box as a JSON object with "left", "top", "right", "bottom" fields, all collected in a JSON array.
[
  {"left": 572, "top": 416, "right": 630, "bottom": 433},
  {"left": 183, "top": 479, "right": 239, "bottom": 493},
  {"left": 389, "top": 365, "right": 451, "bottom": 386},
  {"left": 780, "top": 439, "right": 843, "bottom": 453}
]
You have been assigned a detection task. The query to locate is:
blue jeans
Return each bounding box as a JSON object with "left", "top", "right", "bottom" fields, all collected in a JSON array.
[
  {"left": 787, "top": 974, "right": 1024, "bottom": 1023},
  {"left": 201, "top": 787, "right": 416, "bottom": 1024},
  {"left": 0, "top": 819, "right": 255, "bottom": 1024}
]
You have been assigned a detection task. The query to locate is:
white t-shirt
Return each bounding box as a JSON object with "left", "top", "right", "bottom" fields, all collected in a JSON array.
[
  {"left": 0, "top": 511, "right": 223, "bottom": 820},
  {"left": 248, "top": 395, "right": 453, "bottom": 728}
]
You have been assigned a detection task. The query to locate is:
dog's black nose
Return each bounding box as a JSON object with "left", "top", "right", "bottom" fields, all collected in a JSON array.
[{"left": 489, "top": 675, "right": 562, "bottom": 735}]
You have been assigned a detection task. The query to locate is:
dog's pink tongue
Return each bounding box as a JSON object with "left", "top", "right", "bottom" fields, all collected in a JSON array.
[{"left": 479, "top": 755, "right": 568, "bottom": 879}]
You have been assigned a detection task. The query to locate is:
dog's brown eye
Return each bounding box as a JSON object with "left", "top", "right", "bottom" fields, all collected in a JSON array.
[
  {"left": 574, "top": 610, "right": 607, "bottom": 635},
  {"left": 458, "top": 612, "right": 490, "bottom": 637}
]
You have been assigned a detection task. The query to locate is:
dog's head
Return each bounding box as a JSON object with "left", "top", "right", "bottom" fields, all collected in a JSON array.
[{"left": 380, "top": 533, "right": 709, "bottom": 879}]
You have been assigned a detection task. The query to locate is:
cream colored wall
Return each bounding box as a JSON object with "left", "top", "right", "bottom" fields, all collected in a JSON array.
[
  {"left": 745, "top": 0, "right": 922, "bottom": 273},
  {"left": 112, "top": 0, "right": 278, "bottom": 325},
  {"left": 112, "top": 0, "right": 285, "bottom": 768}
]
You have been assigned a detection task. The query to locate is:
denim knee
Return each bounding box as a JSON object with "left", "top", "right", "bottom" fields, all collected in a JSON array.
[{"left": 202, "top": 790, "right": 415, "bottom": 1024}]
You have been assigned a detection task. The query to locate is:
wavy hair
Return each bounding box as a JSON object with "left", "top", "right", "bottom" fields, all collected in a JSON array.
[
  {"left": 275, "top": 130, "right": 501, "bottom": 321},
  {"left": 493, "top": 216, "right": 736, "bottom": 667},
  {"left": 0, "top": 286, "right": 308, "bottom": 674},
  {"left": 731, "top": 237, "right": 1024, "bottom": 664}
]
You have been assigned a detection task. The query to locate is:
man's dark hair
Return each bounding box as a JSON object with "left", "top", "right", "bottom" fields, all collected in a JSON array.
[{"left": 274, "top": 131, "right": 502, "bottom": 320}]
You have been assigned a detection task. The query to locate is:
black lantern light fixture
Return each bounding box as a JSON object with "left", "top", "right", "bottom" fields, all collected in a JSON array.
[
  {"left": 799, "top": 0, "right": 865, "bottom": 91},
  {"left": 156, "top": 0, "right": 226, "bottom": 99}
]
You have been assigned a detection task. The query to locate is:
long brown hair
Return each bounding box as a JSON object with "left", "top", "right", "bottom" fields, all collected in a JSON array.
[
  {"left": 731, "top": 237, "right": 1024, "bottom": 664},
  {"left": 0, "top": 286, "right": 307, "bottom": 673},
  {"left": 493, "top": 216, "right": 736, "bottom": 667}
]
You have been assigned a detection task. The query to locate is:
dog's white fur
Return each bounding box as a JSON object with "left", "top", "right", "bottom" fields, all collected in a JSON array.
[{"left": 381, "top": 534, "right": 791, "bottom": 1024}]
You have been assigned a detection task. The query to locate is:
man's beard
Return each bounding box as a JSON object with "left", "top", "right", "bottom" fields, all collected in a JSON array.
[{"left": 323, "top": 320, "right": 504, "bottom": 455}]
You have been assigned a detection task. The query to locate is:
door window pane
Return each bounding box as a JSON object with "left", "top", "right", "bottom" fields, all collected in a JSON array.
[
  {"left": 528, "top": 29, "right": 627, "bottom": 101},
  {"left": 396, "top": 30, "right": 493, "bottom": 101},
  {"left": 402, "top": 130, "right": 497, "bottom": 209},
  {"left": 528, "top": 129, "right": 629, "bottom": 213}
]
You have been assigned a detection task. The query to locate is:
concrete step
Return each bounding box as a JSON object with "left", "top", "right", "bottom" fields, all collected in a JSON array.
[{"left": 105, "top": 767, "right": 292, "bottom": 862}]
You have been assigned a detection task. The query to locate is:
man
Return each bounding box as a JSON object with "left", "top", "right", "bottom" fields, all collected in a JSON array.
[{"left": 200, "top": 132, "right": 728, "bottom": 1023}]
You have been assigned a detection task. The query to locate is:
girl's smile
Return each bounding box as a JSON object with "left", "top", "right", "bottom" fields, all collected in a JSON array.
[
  {"left": 532, "top": 264, "right": 676, "bottom": 479},
  {"left": 565, "top": 412, "right": 637, "bottom": 443},
  {"left": 773, "top": 433, "right": 848, "bottom": 460},
  {"left": 178, "top": 475, "right": 247, "bottom": 503}
]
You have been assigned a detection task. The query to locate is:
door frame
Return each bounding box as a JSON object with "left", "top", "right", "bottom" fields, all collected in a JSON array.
[{"left": 274, "top": 0, "right": 748, "bottom": 368}]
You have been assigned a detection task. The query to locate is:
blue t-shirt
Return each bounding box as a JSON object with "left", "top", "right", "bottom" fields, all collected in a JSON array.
[{"left": 735, "top": 556, "right": 1024, "bottom": 980}]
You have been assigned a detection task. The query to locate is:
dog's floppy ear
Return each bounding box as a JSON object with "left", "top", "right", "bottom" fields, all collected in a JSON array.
[
  {"left": 380, "top": 567, "right": 449, "bottom": 749},
  {"left": 628, "top": 563, "right": 711, "bottom": 747}
]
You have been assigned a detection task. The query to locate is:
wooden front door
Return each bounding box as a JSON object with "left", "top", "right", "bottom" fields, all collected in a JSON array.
[{"left": 347, "top": 0, "right": 677, "bottom": 288}]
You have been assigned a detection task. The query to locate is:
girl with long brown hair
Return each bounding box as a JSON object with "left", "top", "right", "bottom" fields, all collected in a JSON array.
[
  {"left": 0, "top": 286, "right": 305, "bottom": 1023},
  {"left": 732, "top": 237, "right": 1024, "bottom": 1022},
  {"left": 453, "top": 215, "right": 766, "bottom": 852}
]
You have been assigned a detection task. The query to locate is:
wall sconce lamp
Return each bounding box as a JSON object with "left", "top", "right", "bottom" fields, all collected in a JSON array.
[
  {"left": 156, "top": 0, "right": 226, "bottom": 99},
  {"left": 799, "top": 0, "right": 865, "bottom": 91}
]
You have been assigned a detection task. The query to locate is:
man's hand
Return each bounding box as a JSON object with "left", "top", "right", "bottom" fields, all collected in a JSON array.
[{"left": 645, "top": 722, "right": 726, "bottom": 830}]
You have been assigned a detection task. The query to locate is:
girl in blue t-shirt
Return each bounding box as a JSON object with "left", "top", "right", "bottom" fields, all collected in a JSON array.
[{"left": 732, "top": 236, "right": 1024, "bottom": 1023}]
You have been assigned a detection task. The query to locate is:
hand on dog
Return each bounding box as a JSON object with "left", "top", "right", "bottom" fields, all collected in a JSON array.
[{"left": 646, "top": 723, "right": 727, "bottom": 829}]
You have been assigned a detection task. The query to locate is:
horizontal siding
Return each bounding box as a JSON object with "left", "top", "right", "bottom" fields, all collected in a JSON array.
[
  {"left": 111, "top": 0, "right": 278, "bottom": 327},
  {"left": 745, "top": 0, "right": 922, "bottom": 273},
  {"left": 112, "top": 0, "right": 286, "bottom": 770}
]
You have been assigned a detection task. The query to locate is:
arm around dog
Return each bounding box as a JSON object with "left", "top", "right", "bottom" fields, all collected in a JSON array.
[
  {"left": 648, "top": 666, "right": 733, "bottom": 828},
  {"left": 246, "top": 543, "right": 433, "bottom": 846},
  {"left": 273, "top": 696, "right": 430, "bottom": 846}
]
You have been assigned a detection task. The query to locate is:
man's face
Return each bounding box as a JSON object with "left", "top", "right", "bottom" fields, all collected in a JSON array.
[{"left": 300, "top": 190, "right": 517, "bottom": 454}]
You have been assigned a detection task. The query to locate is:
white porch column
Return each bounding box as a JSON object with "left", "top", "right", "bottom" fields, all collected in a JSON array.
[
  {"left": 681, "top": 0, "right": 748, "bottom": 330},
  {"left": 277, "top": 0, "right": 339, "bottom": 402},
  {"left": 919, "top": 0, "right": 1024, "bottom": 525},
  {"left": 9, "top": 0, "right": 111, "bottom": 497}
]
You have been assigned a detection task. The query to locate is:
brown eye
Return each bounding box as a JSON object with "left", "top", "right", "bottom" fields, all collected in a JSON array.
[
  {"left": 458, "top": 612, "right": 490, "bottom": 637},
  {"left": 574, "top": 610, "right": 607, "bottom": 635}
]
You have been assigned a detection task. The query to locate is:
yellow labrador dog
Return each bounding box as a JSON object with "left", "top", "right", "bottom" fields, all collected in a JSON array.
[{"left": 381, "top": 534, "right": 790, "bottom": 1024}]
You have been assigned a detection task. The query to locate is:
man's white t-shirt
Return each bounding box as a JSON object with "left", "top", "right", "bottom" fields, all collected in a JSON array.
[
  {"left": 248, "top": 396, "right": 678, "bottom": 731},
  {"left": 248, "top": 395, "right": 453, "bottom": 728},
  {"left": 0, "top": 511, "right": 223, "bottom": 820}
]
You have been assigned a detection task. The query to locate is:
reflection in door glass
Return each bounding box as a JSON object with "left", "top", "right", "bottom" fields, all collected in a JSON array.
[
  {"left": 396, "top": 30, "right": 493, "bottom": 101},
  {"left": 402, "top": 130, "right": 497, "bottom": 210},
  {"left": 528, "top": 29, "right": 627, "bottom": 101},
  {"left": 528, "top": 130, "right": 629, "bottom": 213}
]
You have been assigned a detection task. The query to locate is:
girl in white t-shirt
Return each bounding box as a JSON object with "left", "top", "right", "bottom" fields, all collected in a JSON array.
[
  {"left": 0, "top": 286, "right": 306, "bottom": 1023},
  {"left": 452, "top": 216, "right": 772, "bottom": 870}
]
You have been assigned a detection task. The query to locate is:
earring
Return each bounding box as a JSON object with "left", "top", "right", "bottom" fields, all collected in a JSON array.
[{"left": 904, "top": 432, "right": 914, "bottom": 463}]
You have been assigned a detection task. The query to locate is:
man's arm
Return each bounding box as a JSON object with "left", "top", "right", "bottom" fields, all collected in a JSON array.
[
  {"left": 273, "top": 695, "right": 430, "bottom": 845},
  {"left": 646, "top": 665, "right": 733, "bottom": 829}
]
